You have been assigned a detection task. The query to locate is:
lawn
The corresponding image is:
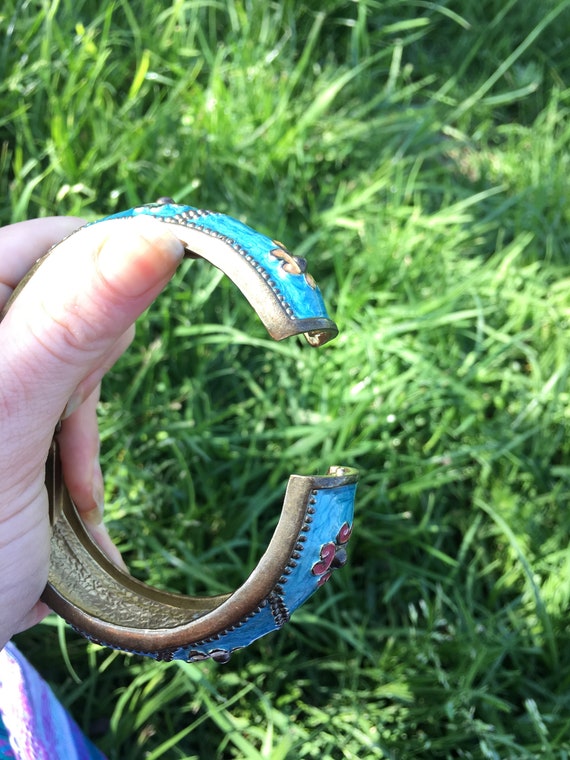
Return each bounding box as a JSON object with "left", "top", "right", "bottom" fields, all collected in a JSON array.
[{"left": 2, "top": 0, "right": 570, "bottom": 757}]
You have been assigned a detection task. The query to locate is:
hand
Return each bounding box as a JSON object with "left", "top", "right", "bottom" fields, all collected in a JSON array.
[{"left": 0, "top": 215, "right": 185, "bottom": 648}]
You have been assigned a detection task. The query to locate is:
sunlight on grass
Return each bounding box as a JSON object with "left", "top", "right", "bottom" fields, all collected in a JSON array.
[{"left": 3, "top": 0, "right": 570, "bottom": 757}]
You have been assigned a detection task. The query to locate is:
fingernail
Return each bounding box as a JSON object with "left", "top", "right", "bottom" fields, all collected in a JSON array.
[
  {"left": 61, "top": 390, "right": 83, "bottom": 420},
  {"left": 87, "top": 522, "right": 129, "bottom": 572},
  {"left": 97, "top": 220, "right": 185, "bottom": 298}
]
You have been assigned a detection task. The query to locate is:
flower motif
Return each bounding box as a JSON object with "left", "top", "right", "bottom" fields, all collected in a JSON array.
[
  {"left": 312, "top": 542, "right": 337, "bottom": 578},
  {"left": 270, "top": 244, "right": 317, "bottom": 289},
  {"left": 271, "top": 242, "right": 306, "bottom": 274},
  {"left": 312, "top": 522, "right": 353, "bottom": 587}
]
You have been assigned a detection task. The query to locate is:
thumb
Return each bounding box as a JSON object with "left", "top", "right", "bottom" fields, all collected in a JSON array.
[{"left": 0, "top": 217, "right": 185, "bottom": 494}]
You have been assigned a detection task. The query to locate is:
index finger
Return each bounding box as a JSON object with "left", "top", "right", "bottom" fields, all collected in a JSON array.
[{"left": 0, "top": 216, "right": 85, "bottom": 308}]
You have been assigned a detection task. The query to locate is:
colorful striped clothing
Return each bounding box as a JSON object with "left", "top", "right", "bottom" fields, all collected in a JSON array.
[{"left": 0, "top": 642, "right": 106, "bottom": 760}]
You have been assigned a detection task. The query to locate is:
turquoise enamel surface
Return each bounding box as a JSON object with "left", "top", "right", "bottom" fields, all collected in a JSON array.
[
  {"left": 171, "top": 480, "right": 357, "bottom": 662},
  {"left": 95, "top": 203, "right": 331, "bottom": 323}
]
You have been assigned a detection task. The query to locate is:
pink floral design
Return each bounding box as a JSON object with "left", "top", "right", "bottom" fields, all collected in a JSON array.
[{"left": 311, "top": 522, "right": 353, "bottom": 587}]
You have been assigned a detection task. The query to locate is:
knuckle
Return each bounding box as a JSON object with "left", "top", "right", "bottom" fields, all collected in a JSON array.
[{"left": 31, "top": 299, "right": 106, "bottom": 366}]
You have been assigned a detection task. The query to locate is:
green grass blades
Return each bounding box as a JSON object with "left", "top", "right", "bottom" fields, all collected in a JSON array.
[{"left": 4, "top": 0, "right": 570, "bottom": 757}]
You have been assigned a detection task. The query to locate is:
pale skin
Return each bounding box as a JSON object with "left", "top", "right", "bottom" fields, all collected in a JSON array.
[{"left": 0, "top": 215, "right": 185, "bottom": 650}]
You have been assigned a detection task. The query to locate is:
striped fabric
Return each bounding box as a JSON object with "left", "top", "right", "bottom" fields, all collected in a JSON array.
[{"left": 0, "top": 642, "right": 106, "bottom": 760}]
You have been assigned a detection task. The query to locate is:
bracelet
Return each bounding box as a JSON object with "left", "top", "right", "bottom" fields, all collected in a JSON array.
[{"left": 10, "top": 201, "right": 358, "bottom": 663}]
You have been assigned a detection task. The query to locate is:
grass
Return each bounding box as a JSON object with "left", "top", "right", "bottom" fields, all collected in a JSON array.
[{"left": 2, "top": 0, "right": 570, "bottom": 756}]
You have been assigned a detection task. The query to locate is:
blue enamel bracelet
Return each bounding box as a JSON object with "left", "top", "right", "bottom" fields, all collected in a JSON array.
[{"left": 6, "top": 201, "right": 358, "bottom": 663}]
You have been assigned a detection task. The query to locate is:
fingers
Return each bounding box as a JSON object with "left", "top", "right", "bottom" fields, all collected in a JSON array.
[
  {"left": 0, "top": 217, "right": 85, "bottom": 308},
  {"left": 0, "top": 215, "right": 184, "bottom": 640},
  {"left": 0, "top": 217, "right": 185, "bottom": 504},
  {"left": 61, "top": 325, "right": 135, "bottom": 419},
  {"left": 58, "top": 386, "right": 103, "bottom": 517},
  {"left": 58, "top": 385, "right": 128, "bottom": 570}
]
